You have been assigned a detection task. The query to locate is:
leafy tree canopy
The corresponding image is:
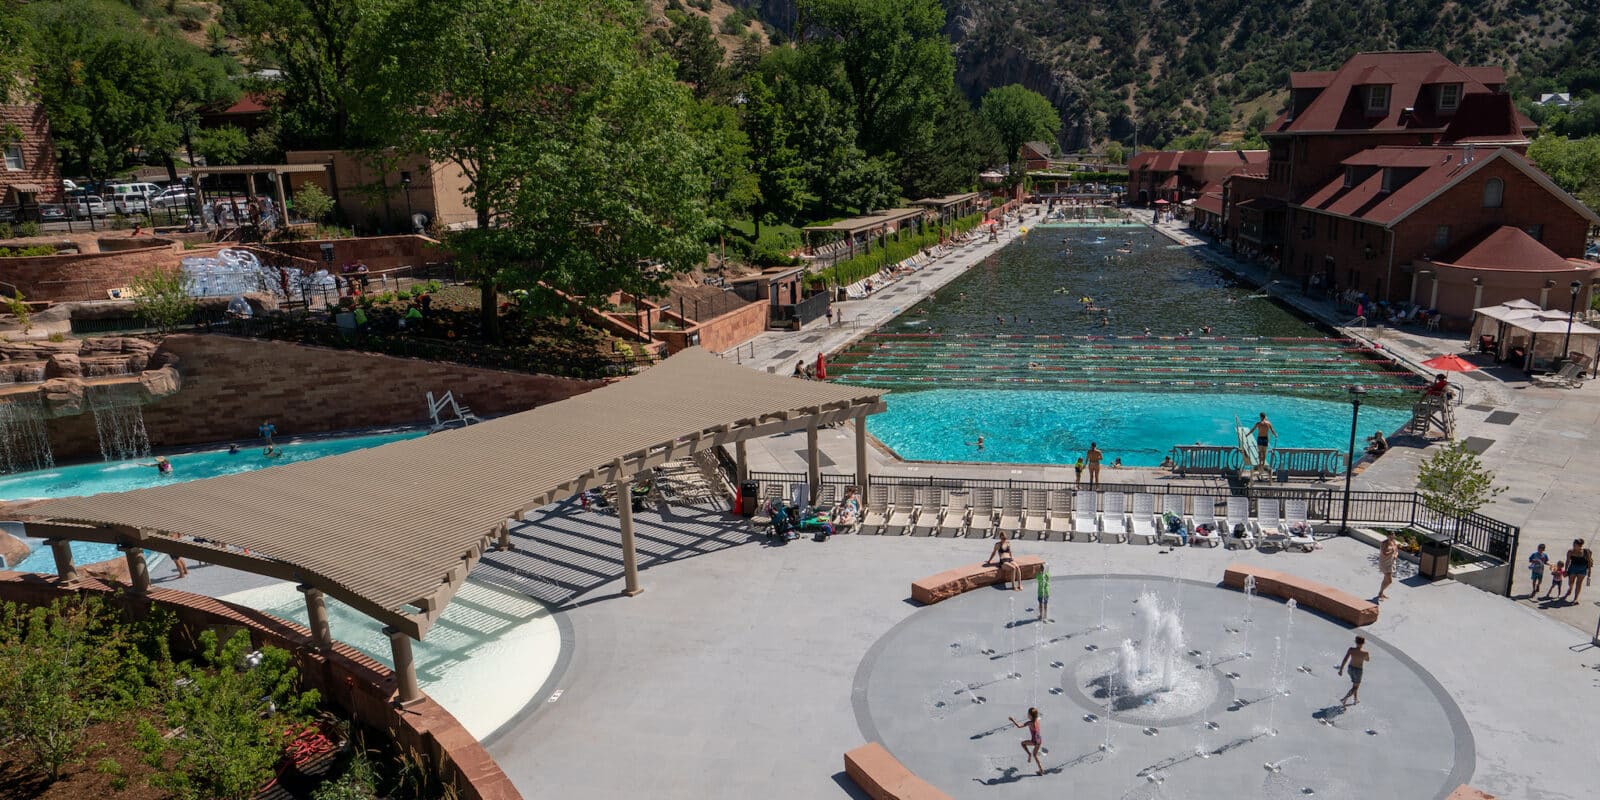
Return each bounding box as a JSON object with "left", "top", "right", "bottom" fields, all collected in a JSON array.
[{"left": 980, "top": 83, "right": 1061, "bottom": 172}]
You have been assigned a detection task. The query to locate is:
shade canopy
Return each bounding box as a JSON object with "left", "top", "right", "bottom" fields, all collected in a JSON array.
[
  {"left": 1422, "top": 354, "right": 1478, "bottom": 372},
  {"left": 26, "top": 348, "right": 885, "bottom": 638}
]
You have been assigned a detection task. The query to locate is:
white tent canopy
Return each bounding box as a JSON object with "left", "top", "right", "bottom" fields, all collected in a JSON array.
[{"left": 1470, "top": 303, "right": 1600, "bottom": 373}]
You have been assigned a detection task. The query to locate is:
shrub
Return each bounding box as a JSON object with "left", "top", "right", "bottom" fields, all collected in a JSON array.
[
  {"left": 0, "top": 245, "right": 58, "bottom": 256},
  {"left": 17, "top": 221, "right": 40, "bottom": 238},
  {"left": 814, "top": 211, "right": 986, "bottom": 288},
  {"left": 130, "top": 267, "right": 197, "bottom": 333},
  {"left": 4, "top": 290, "right": 31, "bottom": 332},
  {"left": 0, "top": 222, "right": 11, "bottom": 239},
  {"left": 294, "top": 183, "right": 335, "bottom": 223},
  {"left": 720, "top": 9, "right": 748, "bottom": 33}
]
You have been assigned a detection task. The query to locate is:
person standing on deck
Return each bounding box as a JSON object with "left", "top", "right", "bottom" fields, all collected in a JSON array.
[
  {"left": 1248, "top": 413, "right": 1277, "bottom": 463},
  {"left": 1086, "top": 443, "right": 1104, "bottom": 486}
]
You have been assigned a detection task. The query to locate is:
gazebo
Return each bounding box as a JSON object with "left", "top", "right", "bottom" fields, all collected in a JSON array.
[
  {"left": 24, "top": 349, "right": 885, "bottom": 703},
  {"left": 1468, "top": 301, "right": 1600, "bottom": 374}
]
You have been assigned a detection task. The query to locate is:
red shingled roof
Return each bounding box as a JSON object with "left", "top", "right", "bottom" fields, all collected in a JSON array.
[
  {"left": 219, "top": 93, "right": 269, "bottom": 115},
  {"left": 1296, "top": 145, "right": 1477, "bottom": 225},
  {"left": 1438, "top": 226, "right": 1571, "bottom": 271},
  {"left": 1275, "top": 51, "right": 1523, "bottom": 137},
  {"left": 1194, "top": 182, "right": 1225, "bottom": 215},
  {"left": 1290, "top": 71, "right": 1337, "bottom": 89},
  {"left": 1177, "top": 150, "right": 1269, "bottom": 168}
]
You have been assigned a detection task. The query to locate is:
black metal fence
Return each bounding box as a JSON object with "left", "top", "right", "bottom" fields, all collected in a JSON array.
[{"left": 742, "top": 468, "right": 1519, "bottom": 576}]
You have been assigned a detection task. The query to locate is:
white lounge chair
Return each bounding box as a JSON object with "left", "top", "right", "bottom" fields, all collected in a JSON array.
[
  {"left": 1101, "top": 492, "right": 1130, "bottom": 543},
  {"left": 1256, "top": 498, "right": 1283, "bottom": 536},
  {"left": 995, "top": 489, "right": 1026, "bottom": 538},
  {"left": 884, "top": 486, "right": 920, "bottom": 535},
  {"left": 1129, "top": 493, "right": 1159, "bottom": 544},
  {"left": 1070, "top": 491, "right": 1099, "bottom": 542},
  {"left": 1223, "top": 496, "right": 1256, "bottom": 550},
  {"left": 1189, "top": 495, "right": 1223, "bottom": 547},
  {"left": 1281, "top": 499, "right": 1317, "bottom": 552},
  {"left": 1046, "top": 490, "right": 1073, "bottom": 541},
  {"left": 1021, "top": 489, "right": 1051, "bottom": 540},
  {"left": 937, "top": 490, "right": 971, "bottom": 538},
  {"left": 909, "top": 487, "right": 942, "bottom": 536},
  {"left": 967, "top": 489, "right": 997, "bottom": 538},
  {"left": 860, "top": 484, "right": 892, "bottom": 535}
]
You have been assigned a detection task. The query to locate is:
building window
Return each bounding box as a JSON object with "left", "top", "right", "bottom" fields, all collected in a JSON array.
[
  {"left": 1343, "top": 167, "right": 1356, "bottom": 188},
  {"left": 1482, "top": 177, "right": 1503, "bottom": 208},
  {"left": 2, "top": 145, "right": 22, "bottom": 171},
  {"left": 1438, "top": 83, "right": 1462, "bottom": 112},
  {"left": 1380, "top": 169, "right": 1396, "bottom": 193},
  {"left": 1526, "top": 224, "right": 1543, "bottom": 241},
  {"left": 1366, "top": 85, "right": 1390, "bottom": 114},
  {"left": 1433, "top": 225, "right": 1451, "bottom": 251}
]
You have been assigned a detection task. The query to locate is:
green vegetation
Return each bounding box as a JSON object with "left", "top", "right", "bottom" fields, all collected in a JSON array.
[
  {"left": 0, "top": 245, "right": 57, "bottom": 257},
  {"left": 1417, "top": 440, "right": 1506, "bottom": 539},
  {"left": 1528, "top": 133, "right": 1600, "bottom": 211},
  {"left": 130, "top": 266, "right": 197, "bottom": 333},
  {"left": 981, "top": 84, "right": 1062, "bottom": 183},
  {"left": 3, "top": 289, "right": 31, "bottom": 332},
  {"left": 295, "top": 183, "right": 336, "bottom": 224},
  {"left": 813, "top": 211, "right": 984, "bottom": 287}
]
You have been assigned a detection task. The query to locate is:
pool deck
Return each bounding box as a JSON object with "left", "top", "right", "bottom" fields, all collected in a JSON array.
[{"left": 731, "top": 205, "right": 1600, "bottom": 636}]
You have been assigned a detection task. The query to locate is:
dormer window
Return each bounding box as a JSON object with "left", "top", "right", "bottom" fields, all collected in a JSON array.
[
  {"left": 1343, "top": 167, "right": 1356, "bottom": 188},
  {"left": 1380, "top": 168, "right": 1396, "bottom": 193},
  {"left": 1366, "top": 85, "right": 1390, "bottom": 115},
  {"left": 1438, "top": 83, "right": 1462, "bottom": 112}
]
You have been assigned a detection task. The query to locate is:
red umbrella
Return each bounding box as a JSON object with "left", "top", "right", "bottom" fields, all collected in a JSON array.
[
  {"left": 816, "top": 352, "right": 828, "bottom": 380},
  {"left": 1421, "top": 354, "right": 1478, "bottom": 372},
  {"left": 1153, "top": 199, "right": 1170, "bottom": 205}
]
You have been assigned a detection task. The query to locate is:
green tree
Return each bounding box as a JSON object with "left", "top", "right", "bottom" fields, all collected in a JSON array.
[
  {"left": 654, "top": 12, "right": 725, "bottom": 100},
  {"left": 1104, "top": 141, "right": 1127, "bottom": 165},
  {"left": 368, "top": 0, "right": 715, "bottom": 337},
  {"left": 136, "top": 630, "right": 319, "bottom": 800},
  {"left": 194, "top": 125, "right": 250, "bottom": 167},
  {"left": 130, "top": 267, "right": 196, "bottom": 333},
  {"left": 742, "top": 74, "right": 808, "bottom": 237},
  {"left": 900, "top": 86, "right": 1000, "bottom": 198},
  {"left": 1527, "top": 133, "right": 1600, "bottom": 211},
  {"left": 294, "top": 182, "right": 335, "bottom": 223},
  {"left": 229, "top": 0, "right": 369, "bottom": 148},
  {"left": 795, "top": 0, "right": 954, "bottom": 177},
  {"left": 1416, "top": 440, "right": 1506, "bottom": 540},
  {"left": 25, "top": 0, "right": 173, "bottom": 179},
  {"left": 0, "top": 0, "right": 32, "bottom": 104},
  {"left": 148, "top": 34, "right": 239, "bottom": 181},
  {"left": 980, "top": 84, "right": 1061, "bottom": 180}
]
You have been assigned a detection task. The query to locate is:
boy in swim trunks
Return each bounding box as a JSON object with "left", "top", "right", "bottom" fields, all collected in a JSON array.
[
  {"left": 1337, "top": 635, "right": 1370, "bottom": 706},
  {"left": 1036, "top": 565, "right": 1051, "bottom": 623}
]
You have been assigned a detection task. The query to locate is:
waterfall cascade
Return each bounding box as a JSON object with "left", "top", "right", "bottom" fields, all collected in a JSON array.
[
  {"left": 0, "top": 397, "right": 55, "bottom": 473},
  {"left": 88, "top": 388, "right": 151, "bottom": 462}
]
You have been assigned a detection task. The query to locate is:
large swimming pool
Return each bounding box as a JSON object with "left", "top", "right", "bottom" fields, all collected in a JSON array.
[
  {"left": 836, "top": 227, "right": 1421, "bottom": 466},
  {"left": 0, "top": 430, "right": 424, "bottom": 502}
]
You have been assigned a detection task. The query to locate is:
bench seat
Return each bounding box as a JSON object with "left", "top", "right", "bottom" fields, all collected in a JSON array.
[
  {"left": 844, "top": 743, "right": 952, "bottom": 800},
  {"left": 911, "top": 556, "right": 1045, "bottom": 605},
  {"left": 1223, "top": 563, "right": 1378, "bottom": 627}
]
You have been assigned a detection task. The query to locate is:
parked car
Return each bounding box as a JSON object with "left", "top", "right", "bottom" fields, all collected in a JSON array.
[
  {"left": 37, "top": 204, "right": 67, "bottom": 222},
  {"left": 66, "top": 194, "right": 108, "bottom": 218},
  {"left": 113, "top": 194, "right": 149, "bottom": 215},
  {"left": 0, "top": 206, "right": 17, "bottom": 223},
  {"left": 149, "top": 186, "right": 195, "bottom": 210},
  {"left": 108, "top": 182, "right": 162, "bottom": 203}
]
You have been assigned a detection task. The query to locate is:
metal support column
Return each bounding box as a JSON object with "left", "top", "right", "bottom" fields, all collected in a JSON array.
[
  {"left": 300, "top": 584, "right": 333, "bottom": 651},
  {"left": 616, "top": 464, "right": 643, "bottom": 597},
  {"left": 807, "top": 420, "right": 821, "bottom": 501},
  {"left": 386, "top": 626, "right": 422, "bottom": 705},
  {"left": 122, "top": 546, "right": 150, "bottom": 594},
  {"left": 855, "top": 412, "right": 870, "bottom": 490},
  {"left": 48, "top": 539, "right": 78, "bottom": 584},
  {"left": 497, "top": 520, "right": 512, "bottom": 551}
]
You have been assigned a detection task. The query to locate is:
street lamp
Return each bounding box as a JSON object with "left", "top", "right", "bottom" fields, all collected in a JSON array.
[
  {"left": 400, "top": 172, "right": 415, "bottom": 232},
  {"left": 1340, "top": 384, "right": 1366, "bottom": 536},
  {"left": 1561, "top": 280, "right": 1582, "bottom": 365}
]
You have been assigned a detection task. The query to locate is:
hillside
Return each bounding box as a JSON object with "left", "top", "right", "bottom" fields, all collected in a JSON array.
[{"left": 743, "top": 0, "right": 1600, "bottom": 149}]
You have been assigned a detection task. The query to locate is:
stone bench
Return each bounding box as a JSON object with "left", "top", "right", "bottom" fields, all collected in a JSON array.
[
  {"left": 911, "top": 556, "right": 1045, "bottom": 605},
  {"left": 1446, "top": 787, "right": 1496, "bottom": 799},
  {"left": 1223, "top": 563, "right": 1379, "bottom": 627},
  {"left": 844, "top": 742, "right": 952, "bottom": 800}
]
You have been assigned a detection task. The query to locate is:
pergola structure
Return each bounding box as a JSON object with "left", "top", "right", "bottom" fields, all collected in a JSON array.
[
  {"left": 188, "top": 163, "right": 333, "bottom": 226},
  {"left": 801, "top": 207, "right": 928, "bottom": 259},
  {"left": 910, "top": 193, "right": 981, "bottom": 223},
  {"left": 24, "top": 348, "right": 884, "bottom": 703}
]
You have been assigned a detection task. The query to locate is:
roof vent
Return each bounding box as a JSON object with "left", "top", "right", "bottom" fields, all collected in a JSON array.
[{"left": 1462, "top": 143, "right": 1475, "bottom": 165}]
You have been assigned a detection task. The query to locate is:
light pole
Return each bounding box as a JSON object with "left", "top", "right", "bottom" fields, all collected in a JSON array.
[
  {"left": 1340, "top": 384, "right": 1366, "bottom": 536},
  {"left": 1561, "top": 280, "right": 1581, "bottom": 366},
  {"left": 400, "top": 172, "right": 414, "bottom": 232}
]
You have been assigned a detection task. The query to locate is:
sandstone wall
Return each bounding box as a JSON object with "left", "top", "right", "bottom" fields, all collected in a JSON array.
[{"left": 43, "top": 334, "right": 604, "bottom": 461}]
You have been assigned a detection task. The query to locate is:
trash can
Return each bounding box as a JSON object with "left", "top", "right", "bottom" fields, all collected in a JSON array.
[
  {"left": 1418, "top": 535, "right": 1452, "bottom": 580},
  {"left": 740, "top": 480, "right": 759, "bottom": 517}
]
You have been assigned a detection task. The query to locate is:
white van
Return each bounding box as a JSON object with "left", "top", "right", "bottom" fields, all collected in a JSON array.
[{"left": 108, "top": 182, "right": 162, "bottom": 202}]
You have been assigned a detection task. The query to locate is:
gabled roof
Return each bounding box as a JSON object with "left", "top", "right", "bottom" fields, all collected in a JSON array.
[
  {"left": 1294, "top": 146, "right": 1600, "bottom": 228},
  {"left": 1273, "top": 51, "right": 1517, "bottom": 136},
  {"left": 1291, "top": 71, "right": 1337, "bottom": 89},
  {"left": 1442, "top": 92, "right": 1536, "bottom": 142},
  {"left": 1177, "top": 150, "right": 1269, "bottom": 168},
  {"left": 1022, "top": 141, "right": 1052, "bottom": 158},
  {"left": 1438, "top": 226, "right": 1570, "bottom": 271}
]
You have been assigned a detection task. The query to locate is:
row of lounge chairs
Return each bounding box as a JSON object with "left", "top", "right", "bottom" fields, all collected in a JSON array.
[
  {"left": 841, "top": 233, "right": 983, "bottom": 300},
  {"left": 791, "top": 485, "right": 1316, "bottom": 551}
]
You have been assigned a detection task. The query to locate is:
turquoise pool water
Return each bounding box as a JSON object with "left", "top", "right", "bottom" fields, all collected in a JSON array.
[
  {"left": 0, "top": 430, "right": 424, "bottom": 502},
  {"left": 867, "top": 388, "right": 1411, "bottom": 467},
  {"left": 5, "top": 540, "right": 158, "bottom": 573}
]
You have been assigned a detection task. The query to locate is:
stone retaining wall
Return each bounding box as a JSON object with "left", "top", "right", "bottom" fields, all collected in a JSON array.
[{"left": 41, "top": 333, "right": 604, "bottom": 460}]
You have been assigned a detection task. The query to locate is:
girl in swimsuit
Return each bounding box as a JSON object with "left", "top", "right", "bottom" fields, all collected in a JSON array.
[
  {"left": 1010, "top": 708, "right": 1044, "bottom": 775},
  {"left": 985, "top": 531, "right": 1021, "bottom": 590}
]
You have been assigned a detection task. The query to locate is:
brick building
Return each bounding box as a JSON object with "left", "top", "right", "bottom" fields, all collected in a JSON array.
[
  {"left": 1129, "top": 149, "right": 1267, "bottom": 206},
  {"left": 1, "top": 104, "right": 64, "bottom": 213},
  {"left": 1215, "top": 50, "right": 1599, "bottom": 321}
]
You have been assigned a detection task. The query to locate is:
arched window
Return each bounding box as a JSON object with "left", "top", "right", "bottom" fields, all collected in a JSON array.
[{"left": 1483, "top": 177, "right": 1504, "bottom": 208}]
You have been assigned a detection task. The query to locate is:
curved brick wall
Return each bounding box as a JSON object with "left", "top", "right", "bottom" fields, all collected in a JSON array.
[{"left": 0, "top": 572, "right": 522, "bottom": 800}]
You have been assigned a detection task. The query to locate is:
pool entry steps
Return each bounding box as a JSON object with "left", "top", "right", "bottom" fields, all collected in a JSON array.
[{"left": 828, "top": 333, "right": 1425, "bottom": 396}]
